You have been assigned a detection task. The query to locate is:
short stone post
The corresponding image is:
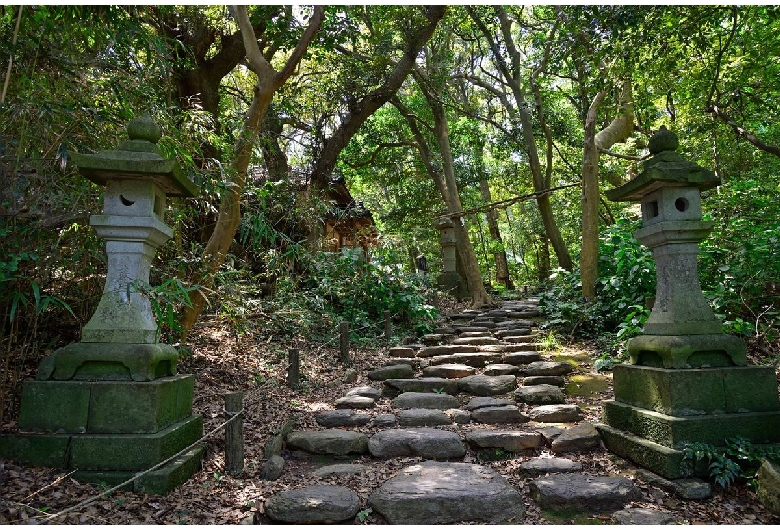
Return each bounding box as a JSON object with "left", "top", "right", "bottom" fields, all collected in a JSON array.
[
  {"left": 339, "top": 321, "right": 350, "bottom": 365},
  {"left": 287, "top": 348, "right": 300, "bottom": 389},
  {"left": 598, "top": 127, "right": 780, "bottom": 479},
  {"left": 384, "top": 311, "right": 392, "bottom": 342},
  {"left": 434, "top": 216, "right": 468, "bottom": 299},
  {"left": 224, "top": 392, "right": 244, "bottom": 474}
]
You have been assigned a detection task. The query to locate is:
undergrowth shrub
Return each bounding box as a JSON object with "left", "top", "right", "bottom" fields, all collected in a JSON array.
[{"left": 540, "top": 218, "right": 656, "bottom": 355}]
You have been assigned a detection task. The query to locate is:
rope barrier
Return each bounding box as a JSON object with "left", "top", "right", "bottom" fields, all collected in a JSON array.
[{"left": 40, "top": 408, "right": 244, "bottom": 523}]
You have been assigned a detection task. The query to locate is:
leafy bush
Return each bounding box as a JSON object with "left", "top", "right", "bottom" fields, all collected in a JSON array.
[
  {"left": 682, "top": 436, "right": 780, "bottom": 490},
  {"left": 541, "top": 218, "right": 655, "bottom": 345}
]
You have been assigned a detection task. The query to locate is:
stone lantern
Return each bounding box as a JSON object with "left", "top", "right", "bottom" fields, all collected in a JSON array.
[
  {"left": 434, "top": 216, "right": 468, "bottom": 299},
  {"left": 598, "top": 127, "right": 780, "bottom": 479},
  {"left": 0, "top": 116, "right": 203, "bottom": 494}
]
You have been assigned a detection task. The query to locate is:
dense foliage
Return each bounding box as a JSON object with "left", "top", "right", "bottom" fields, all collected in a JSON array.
[{"left": 2, "top": 5, "right": 780, "bottom": 422}]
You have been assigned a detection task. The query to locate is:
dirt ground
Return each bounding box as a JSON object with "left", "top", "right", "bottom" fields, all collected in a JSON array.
[{"left": 1, "top": 318, "right": 779, "bottom": 525}]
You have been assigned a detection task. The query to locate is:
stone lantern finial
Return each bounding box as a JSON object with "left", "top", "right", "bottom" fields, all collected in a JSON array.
[{"left": 647, "top": 125, "right": 678, "bottom": 154}]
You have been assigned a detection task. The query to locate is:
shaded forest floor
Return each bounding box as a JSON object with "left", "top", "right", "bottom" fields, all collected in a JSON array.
[{"left": 1, "top": 303, "right": 779, "bottom": 524}]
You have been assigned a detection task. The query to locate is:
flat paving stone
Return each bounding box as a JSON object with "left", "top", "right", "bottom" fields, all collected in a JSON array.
[
  {"left": 265, "top": 485, "right": 361, "bottom": 524},
  {"left": 528, "top": 404, "right": 583, "bottom": 423},
  {"left": 523, "top": 361, "right": 573, "bottom": 376},
  {"left": 502, "top": 352, "right": 542, "bottom": 365},
  {"left": 428, "top": 352, "right": 502, "bottom": 367},
  {"left": 368, "top": 461, "right": 524, "bottom": 525},
  {"left": 315, "top": 409, "right": 371, "bottom": 428},
  {"left": 422, "top": 363, "right": 476, "bottom": 378},
  {"left": 470, "top": 405, "right": 529, "bottom": 424},
  {"left": 392, "top": 391, "right": 460, "bottom": 410},
  {"left": 464, "top": 397, "right": 515, "bottom": 411},
  {"left": 311, "top": 463, "right": 368, "bottom": 477},
  {"left": 523, "top": 375, "right": 565, "bottom": 387},
  {"left": 368, "top": 428, "right": 466, "bottom": 459},
  {"left": 286, "top": 429, "right": 369, "bottom": 456},
  {"left": 458, "top": 374, "right": 517, "bottom": 396},
  {"left": 465, "top": 430, "right": 543, "bottom": 452},
  {"left": 612, "top": 508, "right": 675, "bottom": 525},
  {"left": 388, "top": 346, "right": 415, "bottom": 358},
  {"left": 346, "top": 385, "right": 382, "bottom": 400},
  {"left": 334, "top": 395, "right": 375, "bottom": 409},
  {"left": 514, "top": 384, "right": 566, "bottom": 405},
  {"left": 452, "top": 336, "right": 500, "bottom": 346},
  {"left": 519, "top": 456, "right": 583, "bottom": 476},
  {"left": 484, "top": 363, "right": 520, "bottom": 376},
  {"left": 530, "top": 474, "right": 640, "bottom": 511},
  {"left": 382, "top": 377, "right": 459, "bottom": 397},
  {"left": 551, "top": 422, "right": 602, "bottom": 453},
  {"left": 417, "top": 345, "right": 479, "bottom": 357},
  {"left": 368, "top": 364, "right": 415, "bottom": 381},
  {"left": 397, "top": 408, "right": 452, "bottom": 427}
]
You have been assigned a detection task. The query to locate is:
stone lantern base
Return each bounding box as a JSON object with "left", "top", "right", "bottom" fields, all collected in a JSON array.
[
  {"left": 597, "top": 364, "right": 780, "bottom": 478},
  {"left": 0, "top": 353, "right": 203, "bottom": 494}
]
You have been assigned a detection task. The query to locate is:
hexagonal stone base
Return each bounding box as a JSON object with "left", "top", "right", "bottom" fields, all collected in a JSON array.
[{"left": 369, "top": 461, "right": 524, "bottom": 524}]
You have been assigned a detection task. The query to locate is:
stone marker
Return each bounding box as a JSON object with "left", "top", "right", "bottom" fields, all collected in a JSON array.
[
  {"left": 531, "top": 474, "right": 639, "bottom": 511},
  {"left": 286, "top": 429, "right": 368, "bottom": 456},
  {"left": 369, "top": 461, "right": 524, "bottom": 524},
  {"left": 368, "top": 428, "right": 465, "bottom": 459},
  {"left": 261, "top": 455, "right": 285, "bottom": 481},
  {"left": 265, "top": 485, "right": 361, "bottom": 524}
]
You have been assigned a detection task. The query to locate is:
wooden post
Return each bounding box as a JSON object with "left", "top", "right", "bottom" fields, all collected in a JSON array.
[
  {"left": 339, "top": 321, "right": 350, "bottom": 365},
  {"left": 224, "top": 391, "right": 244, "bottom": 474},
  {"left": 288, "top": 348, "right": 300, "bottom": 389},
  {"left": 384, "top": 310, "right": 391, "bottom": 342}
]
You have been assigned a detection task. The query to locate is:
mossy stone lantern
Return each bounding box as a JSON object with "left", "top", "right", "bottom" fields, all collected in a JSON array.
[
  {"left": 597, "top": 127, "right": 780, "bottom": 479},
  {"left": 0, "top": 115, "right": 204, "bottom": 494}
]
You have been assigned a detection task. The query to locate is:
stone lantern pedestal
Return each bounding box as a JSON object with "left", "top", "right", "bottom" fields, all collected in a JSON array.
[
  {"left": 597, "top": 127, "right": 780, "bottom": 478},
  {"left": 0, "top": 116, "right": 203, "bottom": 494},
  {"left": 434, "top": 217, "right": 469, "bottom": 300}
]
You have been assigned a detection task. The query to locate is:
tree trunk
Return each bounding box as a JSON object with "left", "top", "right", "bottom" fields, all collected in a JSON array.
[
  {"left": 179, "top": 6, "right": 324, "bottom": 336},
  {"left": 537, "top": 231, "right": 551, "bottom": 284},
  {"left": 479, "top": 179, "right": 513, "bottom": 290},
  {"left": 581, "top": 91, "right": 606, "bottom": 300}
]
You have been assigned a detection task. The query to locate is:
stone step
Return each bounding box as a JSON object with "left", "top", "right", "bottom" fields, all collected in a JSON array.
[
  {"left": 514, "top": 384, "right": 566, "bottom": 405},
  {"left": 391, "top": 391, "right": 460, "bottom": 410},
  {"left": 495, "top": 329, "right": 533, "bottom": 339},
  {"left": 523, "top": 375, "right": 565, "bottom": 386},
  {"left": 382, "top": 377, "right": 459, "bottom": 397},
  {"left": 465, "top": 429, "right": 543, "bottom": 452},
  {"left": 519, "top": 456, "right": 583, "bottom": 476},
  {"left": 286, "top": 429, "right": 369, "bottom": 456},
  {"left": 417, "top": 344, "right": 480, "bottom": 357},
  {"left": 428, "top": 352, "right": 503, "bottom": 368},
  {"left": 368, "top": 428, "right": 466, "bottom": 459},
  {"left": 452, "top": 336, "right": 500, "bottom": 346},
  {"left": 483, "top": 363, "right": 520, "bottom": 376},
  {"left": 522, "top": 360, "right": 573, "bottom": 376},
  {"left": 368, "top": 461, "right": 524, "bottom": 524},
  {"left": 315, "top": 409, "right": 371, "bottom": 428},
  {"left": 367, "top": 363, "right": 415, "bottom": 381},
  {"left": 422, "top": 363, "right": 477, "bottom": 378},
  {"left": 397, "top": 408, "right": 452, "bottom": 427},
  {"left": 527, "top": 404, "right": 584, "bottom": 423},
  {"left": 502, "top": 351, "right": 543, "bottom": 365},
  {"left": 265, "top": 485, "right": 361, "bottom": 524},
  {"left": 530, "top": 474, "right": 640, "bottom": 511},
  {"left": 458, "top": 374, "right": 517, "bottom": 396},
  {"left": 470, "top": 405, "right": 528, "bottom": 424}
]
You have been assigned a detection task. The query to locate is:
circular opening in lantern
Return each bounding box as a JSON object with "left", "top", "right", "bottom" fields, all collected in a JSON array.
[{"left": 675, "top": 197, "right": 689, "bottom": 212}]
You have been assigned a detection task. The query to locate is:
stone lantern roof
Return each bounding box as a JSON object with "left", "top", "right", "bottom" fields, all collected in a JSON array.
[
  {"left": 71, "top": 114, "right": 199, "bottom": 197},
  {"left": 606, "top": 126, "right": 719, "bottom": 202}
]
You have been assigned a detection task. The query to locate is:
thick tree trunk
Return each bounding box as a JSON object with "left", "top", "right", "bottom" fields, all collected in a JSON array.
[
  {"left": 479, "top": 179, "right": 513, "bottom": 290},
  {"left": 179, "top": 6, "right": 323, "bottom": 336},
  {"left": 581, "top": 91, "right": 606, "bottom": 300}
]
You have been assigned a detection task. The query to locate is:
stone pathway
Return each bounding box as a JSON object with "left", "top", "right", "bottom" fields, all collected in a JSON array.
[{"left": 260, "top": 297, "right": 696, "bottom": 524}]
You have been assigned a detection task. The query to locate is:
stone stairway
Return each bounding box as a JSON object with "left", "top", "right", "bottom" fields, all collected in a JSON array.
[{"left": 259, "top": 298, "right": 703, "bottom": 525}]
